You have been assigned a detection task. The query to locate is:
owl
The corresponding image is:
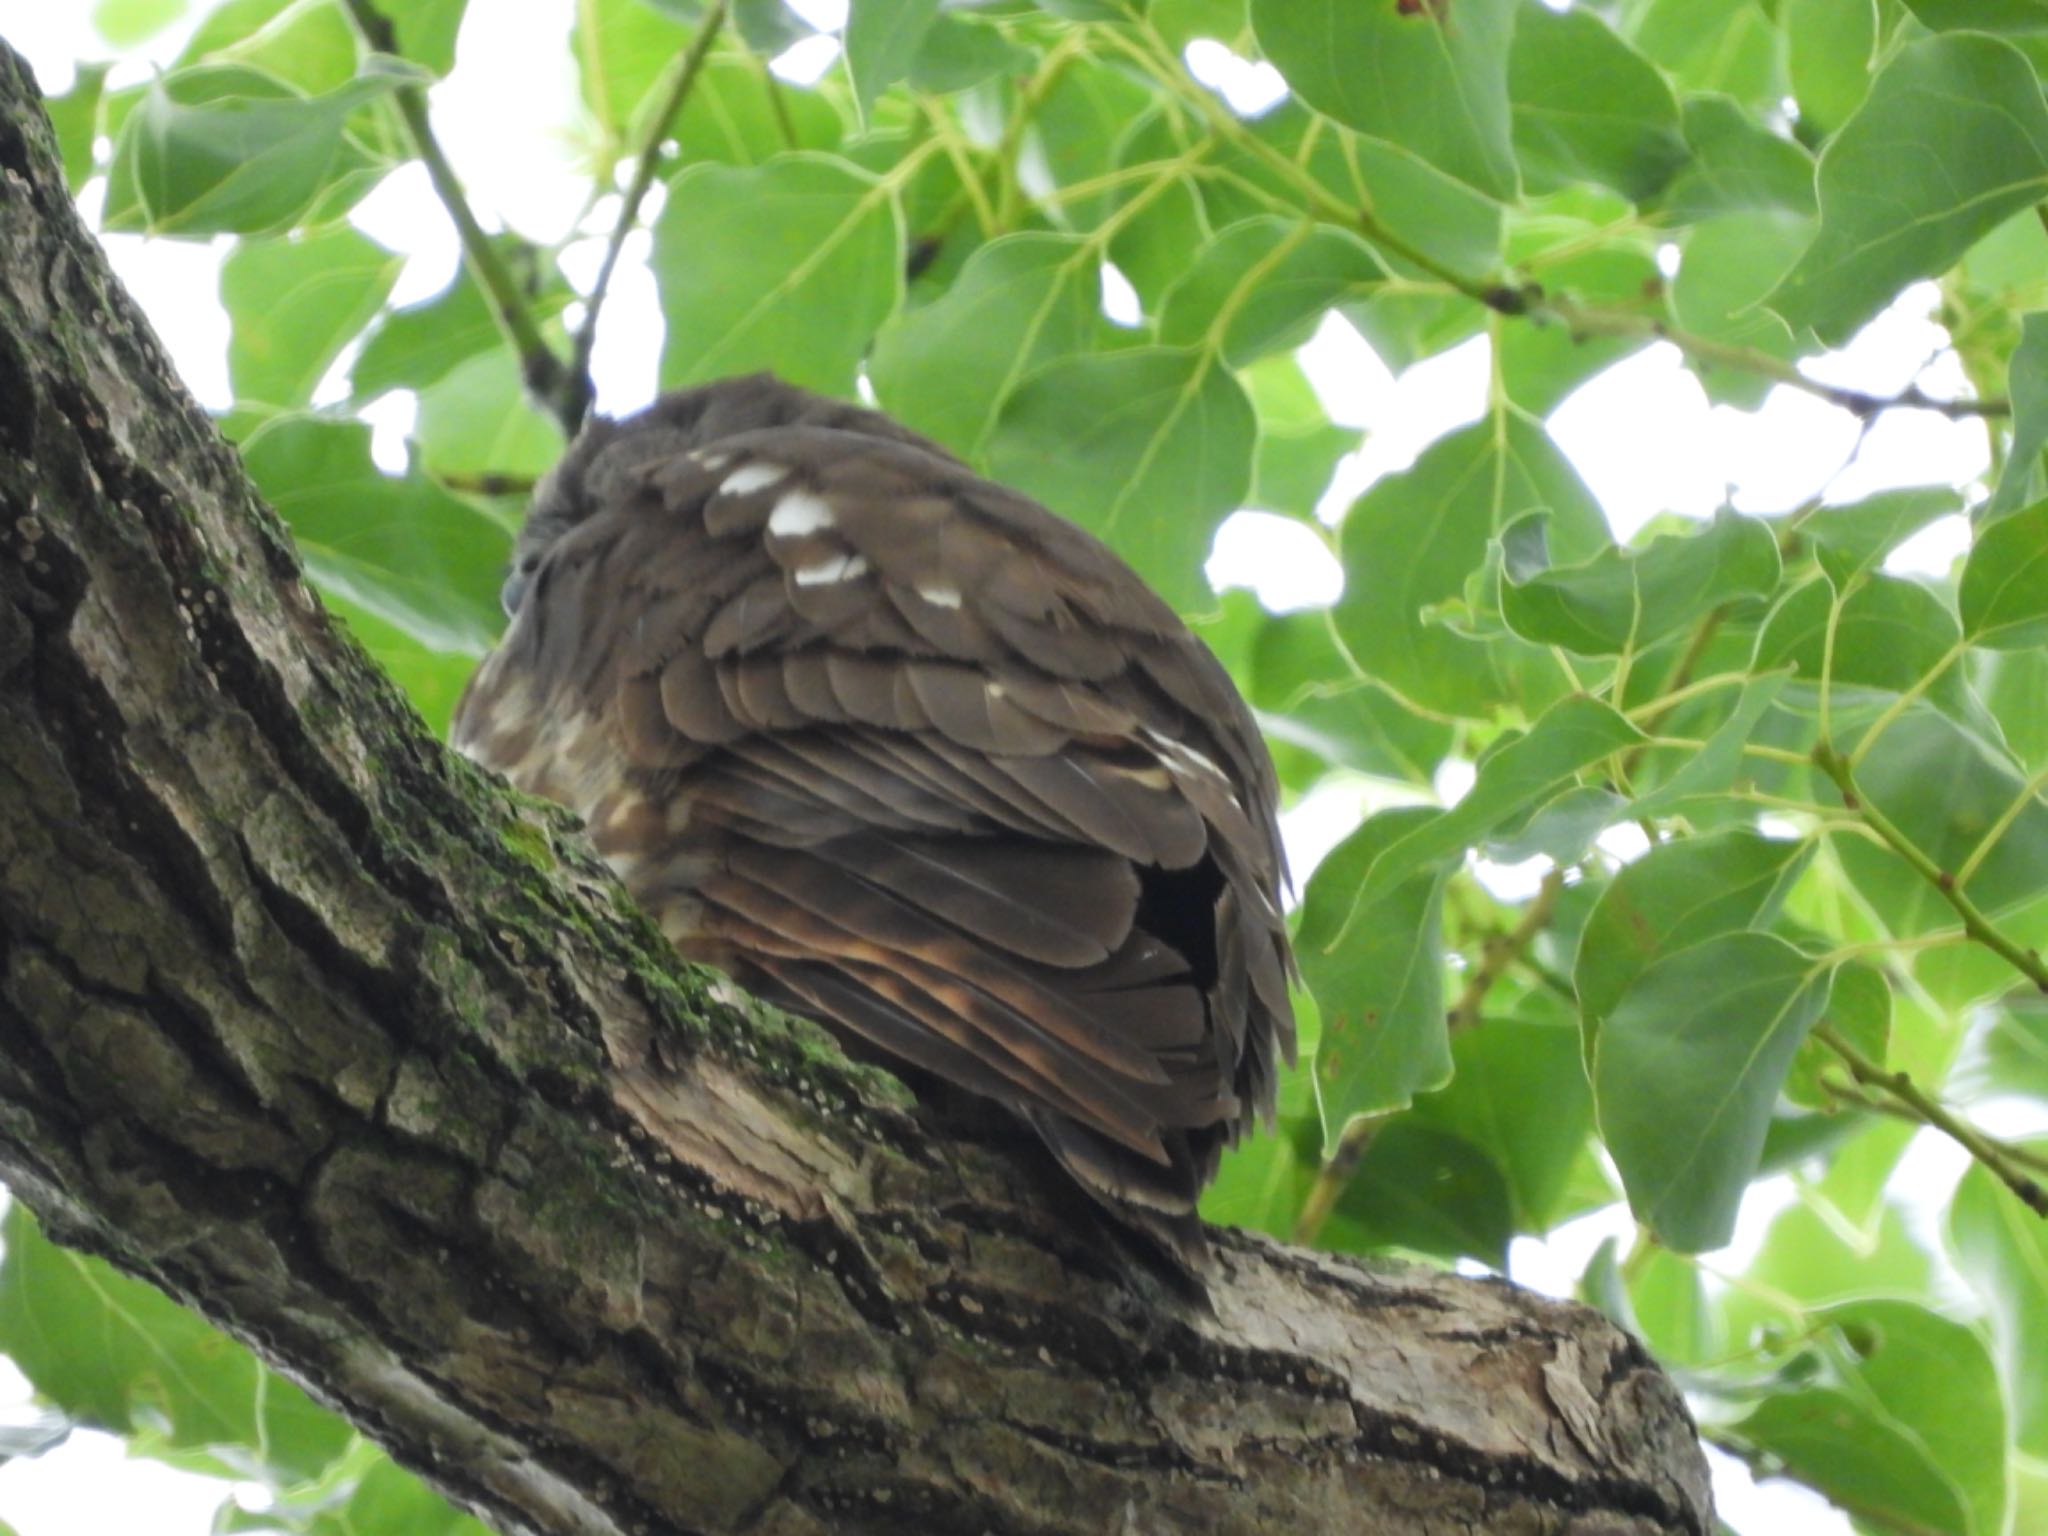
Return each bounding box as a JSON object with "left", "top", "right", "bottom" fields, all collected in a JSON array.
[{"left": 453, "top": 375, "right": 1294, "bottom": 1263}]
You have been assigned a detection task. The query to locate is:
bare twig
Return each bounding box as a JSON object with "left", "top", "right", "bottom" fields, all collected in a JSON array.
[
  {"left": 566, "top": 1, "right": 730, "bottom": 432},
  {"left": 340, "top": 0, "right": 575, "bottom": 430},
  {"left": 1448, "top": 867, "right": 1567, "bottom": 1034},
  {"left": 1533, "top": 292, "right": 2011, "bottom": 422}
]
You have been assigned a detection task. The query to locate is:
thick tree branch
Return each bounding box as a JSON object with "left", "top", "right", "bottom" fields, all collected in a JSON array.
[{"left": 0, "top": 46, "right": 1711, "bottom": 1536}]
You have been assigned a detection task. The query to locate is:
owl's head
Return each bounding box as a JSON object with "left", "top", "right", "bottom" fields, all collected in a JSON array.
[{"left": 500, "top": 374, "right": 958, "bottom": 616}]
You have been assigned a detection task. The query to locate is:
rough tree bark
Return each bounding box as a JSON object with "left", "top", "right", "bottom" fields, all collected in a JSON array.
[{"left": 0, "top": 46, "right": 1713, "bottom": 1536}]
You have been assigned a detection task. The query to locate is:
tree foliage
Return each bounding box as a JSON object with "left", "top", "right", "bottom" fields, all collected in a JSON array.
[{"left": 6, "top": 2, "right": 2048, "bottom": 1533}]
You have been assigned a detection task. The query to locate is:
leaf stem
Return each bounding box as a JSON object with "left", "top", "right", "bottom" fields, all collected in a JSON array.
[
  {"left": 1292, "top": 1112, "right": 1382, "bottom": 1245},
  {"left": 567, "top": 1, "right": 729, "bottom": 431},
  {"left": 340, "top": 0, "right": 575, "bottom": 432},
  {"left": 1811, "top": 743, "right": 2048, "bottom": 994},
  {"left": 1814, "top": 1025, "right": 2048, "bottom": 1217}
]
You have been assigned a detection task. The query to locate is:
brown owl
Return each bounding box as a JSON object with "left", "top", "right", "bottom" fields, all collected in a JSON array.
[{"left": 453, "top": 374, "right": 1294, "bottom": 1263}]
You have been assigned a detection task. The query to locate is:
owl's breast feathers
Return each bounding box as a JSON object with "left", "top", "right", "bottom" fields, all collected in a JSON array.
[{"left": 453, "top": 376, "right": 1295, "bottom": 1262}]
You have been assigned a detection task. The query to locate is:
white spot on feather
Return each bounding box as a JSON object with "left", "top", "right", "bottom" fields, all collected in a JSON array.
[
  {"left": 691, "top": 450, "right": 733, "bottom": 471},
  {"left": 1144, "top": 726, "right": 1232, "bottom": 786},
  {"left": 766, "top": 490, "right": 838, "bottom": 538},
  {"left": 722, "top": 462, "right": 790, "bottom": 497},
  {"left": 794, "top": 552, "right": 869, "bottom": 586},
  {"left": 917, "top": 583, "right": 963, "bottom": 609}
]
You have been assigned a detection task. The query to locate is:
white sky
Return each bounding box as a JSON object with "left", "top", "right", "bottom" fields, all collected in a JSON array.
[{"left": 0, "top": 7, "right": 2013, "bottom": 1535}]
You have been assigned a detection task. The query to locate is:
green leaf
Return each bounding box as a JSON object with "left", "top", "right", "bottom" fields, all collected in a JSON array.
[
  {"left": 1783, "top": 959, "right": 1891, "bottom": 1110},
  {"left": 669, "top": 57, "right": 841, "bottom": 168},
  {"left": 1658, "top": 95, "right": 1817, "bottom": 222},
  {"left": 1980, "top": 646, "right": 2048, "bottom": 770},
  {"left": 1735, "top": 1300, "right": 2010, "bottom": 1536},
  {"left": 175, "top": 0, "right": 362, "bottom": 94},
  {"left": 1800, "top": 486, "right": 1961, "bottom": 584},
  {"left": 95, "top": 0, "right": 187, "bottom": 46},
  {"left": 222, "top": 226, "right": 401, "bottom": 409},
  {"left": 869, "top": 233, "right": 1104, "bottom": 460},
  {"left": 573, "top": 0, "right": 691, "bottom": 143},
  {"left": 1631, "top": 0, "right": 1783, "bottom": 104},
  {"left": 1324, "top": 1124, "right": 1515, "bottom": 1268},
  {"left": 1248, "top": 612, "right": 1453, "bottom": 787},
  {"left": 1508, "top": 5, "right": 1687, "bottom": 202},
  {"left": 1836, "top": 704, "right": 2048, "bottom": 927},
  {"left": 104, "top": 61, "right": 407, "bottom": 236},
  {"left": 1594, "top": 932, "right": 1832, "bottom": 1250},
  {"left": 0, "top": 1204, "right": 352, "bottom": 1484},
  {"left": 239, "top": 415, "right": 509, "bottom": 655},
  {"left": 653, "top": 154, "right": 903, "bottom": 399},
  {"left": 46, "top": 62, "right": 110, "bottom": 190},
  {"left": 1497, "top": 507, "right": 1780, "bottom": 657},
  {"left": 1574, "top": 827, "right": 1814, "bottom": 1043},
  {"left": 1960, "top": 496, "right": 2048, "bottom": 647},
  {"left": 1408, "top": 1015, "right": 1595, "bottom": 1231},
  {"left": 1156, "top": 218, "right": 1384, "bottom": 367},
  {"left": 1484, "top": 784, "right": 1628, "bottom": 866},
  {"left": 1949, "top": 1158, "right": 2048, "bottom": 1457},
  {"left": 387, "top": 0, "right": 467, "bottom": 75},
  {"left": 1783, "top": 0, "right": 1875, "bottom": 140},
  {"left": 988, "top": 347, "right": 1254, "bottom": 613},
  {"left": 907, "top": 13, "right": 1030, "bottom": 94},
  {"left": 1989, "top": 313, "right": 2048, "bottom": 518},
  {"left": 353, "top": 240, "right": 573, "bottom": 401},
  {"left": 1297, "top": 807, "right": 1452, "bottom": 1132},
  {"left": 1333, "top": 696, "right": 1641, "bottom": 940},
  {"left": 1769, "top": 34, "right": 2048, "bottom": 347},
  {"left": 845, "top": 0, "right": 941, "bottom": 116},
  {"left": 1951, "top": 998, "right": 2048, "bottom": 1106},
  {"left": 1099, "top": 108, "right": 1213, "bottom": 311},
  {"left": 1671, "top": 211, "right": 1812, "bottom": 408},
  {"left": 1333, "top": 414, "right": 1608, "bottom": 717},
  {"left": 1631, "top": 670, "right": 1791, "bottom": 819},
  {"left": 1243, "top": 354, "right": 1353, "bottom": 518},
  {"left": 1251, "top": 0, "right": 1518, "bottom": 199},
  {"left": 414, "top": 347, "right": 566, "bottom": 484},
  {"left": 1755, "top": 573, "right": 1966, "bottom": 712},
  {"left": 733, "top": 0, "right": 814, "bottom": 53},
  {"left": 1906, "top": 0, "right": 2048, "bottom": 29}
]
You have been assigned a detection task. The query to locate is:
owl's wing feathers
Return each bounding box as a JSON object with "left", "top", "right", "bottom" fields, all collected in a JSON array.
[{"left": 458, "top": 418, "right": 1295, "bottom": 1254}]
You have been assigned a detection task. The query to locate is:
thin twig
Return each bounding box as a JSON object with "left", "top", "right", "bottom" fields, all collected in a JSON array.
[
  {"left": 1447, "top": 867, "right": 1566, "bottom": 1034},
  {"left": 340, "top": 0, "right": 574, "bottom": 430},
  {"left": 1815, "top": 1025, "right": 2048, "bottom": 1217},
  {"left": 1812, "top": 743, "right": 2048, "bottom": 994},
  {"left": 1535, "top": 292, "right": 2011, "bottom": 421},
  {"left": 566, "top": 1, "right": 730, "bottom": 432}
]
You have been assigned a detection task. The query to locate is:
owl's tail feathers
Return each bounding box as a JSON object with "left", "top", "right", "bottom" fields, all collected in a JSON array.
[{"left": 1021, "top": 1108, "right": 1222, "bottom": 1279}]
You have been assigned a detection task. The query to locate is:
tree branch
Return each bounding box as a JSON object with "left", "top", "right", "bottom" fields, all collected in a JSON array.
[
  {"left": 1530, "top": 292, "right": 2010, "bottom": 422},
  {"left": 567, "top": 1, "right": 729, "bottom": 426},
  {"left": 1815, "top": 1029, "right": 2048, "bottom": 1217},
  {"left": 338, "top": 0, "right": 580, "bottom": 432},
  {"left": 0, "top": 46, "right": 1712, "bottom": 1536}
]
